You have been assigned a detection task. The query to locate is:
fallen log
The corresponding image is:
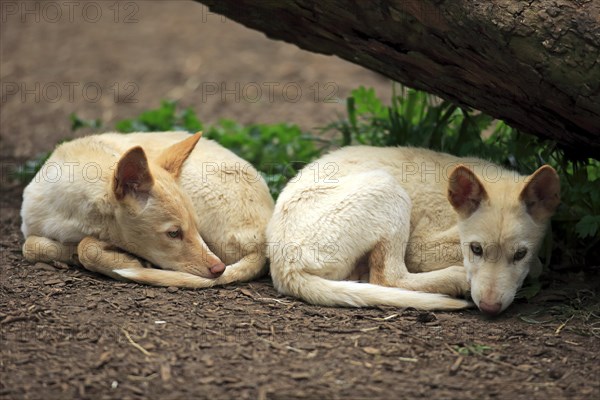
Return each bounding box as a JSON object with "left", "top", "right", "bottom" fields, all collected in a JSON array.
[{"left": 196, "top": 0, "right": 600, "bottom": 158}]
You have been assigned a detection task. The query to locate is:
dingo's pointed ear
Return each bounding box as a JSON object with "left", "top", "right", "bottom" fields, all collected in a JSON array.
[
  {"left": 114, "top": 146, "right": 154, "bottom": 200},
  {"left": 157, "top": 132, "right": 202, "bottom": 178},
  {"left": 520, "top": 165, "right": 560, "bottom": 221},
  {"left": 448, "top": 165, "right": 488, "bottom": 218}
]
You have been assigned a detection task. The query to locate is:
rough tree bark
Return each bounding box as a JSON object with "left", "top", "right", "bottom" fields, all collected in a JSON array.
[{"left": 196, "top": 0, "right": 600, "bottom": 158}]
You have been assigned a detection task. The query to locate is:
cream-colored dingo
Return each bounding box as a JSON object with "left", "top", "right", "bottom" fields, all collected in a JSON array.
[
  {"left": 21, "top": 131, "right": 274, "bottom": 287},
  {"left": 267, "top": 146, "right": 560, "bottom": 314}
]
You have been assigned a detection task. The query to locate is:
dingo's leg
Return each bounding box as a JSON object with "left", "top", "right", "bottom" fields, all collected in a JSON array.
[
  {"left": 275, "top": 169, "right": 468, "bottom": 298},
  {"left": 77, "top": 236, "right": 150, "bottom": 281},
  {"left": 22, "top": 236, "right": 79, "bottom": 265},
  {"left": 276, "top": 170, "right": 413, "bottom": 283},
  {"left": 77, "top": 236, "right": 223, "bottom": 287},
  {"left": 368, "top": 238, "right": 469, "bottom": 297},
  {"left": 350, "top": 180, "right": 469, "bottom": 297}
]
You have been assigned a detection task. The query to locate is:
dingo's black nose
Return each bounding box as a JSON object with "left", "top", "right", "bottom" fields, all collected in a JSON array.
[{"left": 479, "top": 301, "right": 502, "bottom": 316}]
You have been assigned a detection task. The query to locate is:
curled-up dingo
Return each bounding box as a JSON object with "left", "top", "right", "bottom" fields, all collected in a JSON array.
[
  {"left": 267, "top": 146, "right": 560, "bottom": 314},
  {"left": 21, "top": 131, "right": 274, "bottom": 287}
]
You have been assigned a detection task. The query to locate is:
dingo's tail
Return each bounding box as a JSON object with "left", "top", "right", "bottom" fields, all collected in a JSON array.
[
  {"left": 114, "top": 253, "right": 267, "bottom": 288},
  {"left": 278, "top": 272, "right": 471, "bottom": 311}
]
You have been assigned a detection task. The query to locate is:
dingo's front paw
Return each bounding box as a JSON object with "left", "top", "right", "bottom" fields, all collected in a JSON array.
[{"left": 442, "top": 265, "right": 470, "bottom": 297}]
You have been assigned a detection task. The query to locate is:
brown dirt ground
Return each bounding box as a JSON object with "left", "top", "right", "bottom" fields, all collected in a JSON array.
[{"left": 1, "top": 2, "right": 599, "bottom": 399}]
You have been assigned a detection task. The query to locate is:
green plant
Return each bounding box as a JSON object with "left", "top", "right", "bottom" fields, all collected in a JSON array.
[
  {"left": 114, "top": 100, "right": 203, "bottom": 133},
  {"left": 321, "top": 85, "right": 494, "bottom": 157},
  {"left": 453, "top": 343, "right": 493, "bottom": 356},
  {"left": 10, "top": 152, "right": 53, "bottom": 184},
  {"left": 70, "top": 113, "right": 102, "bottom": 131}
]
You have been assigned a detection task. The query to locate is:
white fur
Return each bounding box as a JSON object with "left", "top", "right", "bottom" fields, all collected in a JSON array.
[
  {"left": 21, "top": 131, "right": 274, "bottom": 287},
  {"left": 267, "top": 146, "right": 559, "bottom": 313}
]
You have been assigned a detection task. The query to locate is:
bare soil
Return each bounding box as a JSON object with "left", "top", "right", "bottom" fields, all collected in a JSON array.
[{"left": 1, "top": 2, "right": 599, "bottom": 399}]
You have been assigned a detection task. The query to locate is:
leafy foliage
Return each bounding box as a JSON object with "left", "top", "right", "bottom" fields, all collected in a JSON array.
[
  {"left": 321, "top": 86, "right": 493, "bottom": 157},
  {"left": 9, "top": 152, "right": 53, "bottom": 185},
  {"left": 115, "top": 100, "right": 203, "bottom": 133},
  {"left": 70, "top": 113, "right": 102, "bottom": 131}
]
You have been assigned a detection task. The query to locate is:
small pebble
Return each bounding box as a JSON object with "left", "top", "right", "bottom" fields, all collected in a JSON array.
[
  {"left": 52, "top": 261, "right": 69, "bottom": 270},
  {"left": 167, "top": 286, "right": 179, "bottom": 293},
  {"left": 549, "top": 368, "right": 563, "bottom": 380},
  {"left": 417, "top": 312, "right": 437, "bottom": 323},
  {"left": 43, "top": 278, "right": 64, "bottom": 285},
  {"left": 34, "top": 262, "right": 55, "bottom": 272}
]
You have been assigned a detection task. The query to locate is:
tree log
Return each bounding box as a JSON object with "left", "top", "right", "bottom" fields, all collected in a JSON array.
[{"left": 196, "top": 0, "right": 600, "bottom": 158}]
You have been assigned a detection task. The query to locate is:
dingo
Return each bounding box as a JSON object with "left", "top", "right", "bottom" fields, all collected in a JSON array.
[
  {"left": 21, "top": 131, "right": 274, "bottom": 287},
  {"left": 267, "top": 146, "right": 560, "bottom": 314}
]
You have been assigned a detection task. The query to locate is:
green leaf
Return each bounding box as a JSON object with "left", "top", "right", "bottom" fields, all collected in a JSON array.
[
  {"left": 115, "top": 119, "right": 135, "bottom": 133},
  {"left": 70, "top": 113, "right": 101, "bottom": 132},
  {"left": 516, "top": 280, "right": 542, "bottom": 300},
  {"left": 180, "top": 108, "right": 203, "bottom": 133},
  {"left": 575, "top": 215, "right": 600, "bottom": 239}
]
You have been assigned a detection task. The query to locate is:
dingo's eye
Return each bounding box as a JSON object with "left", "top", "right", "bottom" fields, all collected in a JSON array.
[
  {"left": 514, "top": 248, "right": 527, "bottom": 262},
  {"left": 167, "top": 229, "right": 182, "bottom": 239},
  {"left": 470, "top": 242, "right": 483, "bottom": 256}
]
